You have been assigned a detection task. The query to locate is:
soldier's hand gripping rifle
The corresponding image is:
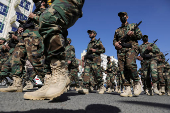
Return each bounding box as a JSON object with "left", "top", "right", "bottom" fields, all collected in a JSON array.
[
  {"left": 141, "top": 39, "right": 158, "bottom": 59},
  {"left": 116, "top": 21, "right": 142, "bottom": 50},
  {"left": 84, "top": 38, "right": 100, "bottom": 61},
  {"left": 18, "top": 0, "right": 47, "bottom": 31}
]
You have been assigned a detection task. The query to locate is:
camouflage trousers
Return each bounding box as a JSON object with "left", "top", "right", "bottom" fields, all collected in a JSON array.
[
  {"left": 82, "top": 61, "right": 103, "bottom": 88},
  {"left": 106, "top": 73, "right": 115, "bottom": 88},
  {"left": 164, "top": 72, "right": 170, "bottom": 92},
  {"left": 117, "top": 48, "right": 139, "bottom": 85},
  {"left": 157, "top": 64, "right": 165, "bottom": 85},
  {"left": 10, "top": 36, "right": 44, "bottom": 81},
  {"left": 38, "top": 1, "right": 81, "bottom": 73},
  {"left": 68, "top": 68, "right": 79, "bottom": 86},
  {"left": 142, "top": 59, "right": 158, "bottom": 88},
  {"left": 0, "top": 53, "right": 9, "bottom": 72}
]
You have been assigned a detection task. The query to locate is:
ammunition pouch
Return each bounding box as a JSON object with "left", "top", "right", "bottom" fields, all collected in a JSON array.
[
  {"left": 84, "top": 54, "right": 94, "bottom": 61},
  {"left": 120, "top": 43, "right": 132, "bottom": 48},
  {"left": 143, "top": 54, "right": 152, "bottom": 60}
]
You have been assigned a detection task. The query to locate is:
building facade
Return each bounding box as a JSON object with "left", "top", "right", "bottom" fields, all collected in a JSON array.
[{"left": 0, "top": 0, "right": 34, "bottom": 38}]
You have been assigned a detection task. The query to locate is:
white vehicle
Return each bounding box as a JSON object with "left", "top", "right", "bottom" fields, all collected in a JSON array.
[{"left": 33, "top": 75, "right": 43, "bottom": 87}]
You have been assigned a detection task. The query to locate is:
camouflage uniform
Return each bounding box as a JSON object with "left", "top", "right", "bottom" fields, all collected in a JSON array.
[
  {"left": 10, "top": 8, "right": 45, "bottom": 81},
  {"left": 164, "top": 61, "right": 170, "bottom": 95},
  {"left": 113, "top": 23, "right": 142, "bottom": 85},
  {"left": 138, "top": 42, "right": 160, "bottom": 87},
  {"left": 65, "top": 38, "right": 79, "bottom": 87},
  {"left": 82, "top": 38, "right": 105, "bottom": 89},
  {"left": 0, "top": 33, "right": 19, "bottom": 78},
  {"left": 106, "top": 61, "right": 116, "bottom": 89},
  {"left": 38, "top": 0, "right": 85, "bottom": 74},
  {"left": 157, "top": 52, "right": 166, "bottom": 87}
]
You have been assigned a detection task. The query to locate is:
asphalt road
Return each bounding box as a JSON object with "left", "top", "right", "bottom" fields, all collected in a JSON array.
[{"left": 0, "top": 86, "right": 170, "bottom": 113}]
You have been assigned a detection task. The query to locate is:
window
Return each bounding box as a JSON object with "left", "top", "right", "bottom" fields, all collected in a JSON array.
[
  {"left": 0, "top": 22, "right": 4, "bottom": 33},
  {"left": 0, "top": 2, "right": 8, "bottom": 16},
  {"left": 12, "top": 27, "right": 17, "bottom": 32},
  {"left": 19, "top": 0, "right": 31, "bottom": 11},
  {"left": 16, "top": 12, "right": 27, "bottom": 21}
]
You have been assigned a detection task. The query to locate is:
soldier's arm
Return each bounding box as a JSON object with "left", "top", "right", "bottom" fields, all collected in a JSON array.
[
  {"left": 130, "top": 23, "right": 142, "bottom": 40},
  {"left": 152, "top": 44, "right": 160, "bottom": 54},
  {"left": 113, "top": 30, "right": 118, "bottom": 46},
  {"left": 95, "top": 41, "right": 105, "bottom": 54}
]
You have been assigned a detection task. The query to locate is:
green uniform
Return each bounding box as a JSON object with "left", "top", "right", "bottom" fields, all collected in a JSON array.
[
  {"left": 138, "top": 42, "right": 160, "bottom": 89},
  {"left": 82, "top": 38, "right": 105, "bottom": 88},
  {"left": 113, "top": 22, "right": 142, "bottom": 85}
]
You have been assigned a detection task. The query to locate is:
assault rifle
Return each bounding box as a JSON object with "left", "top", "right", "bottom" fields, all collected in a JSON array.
[
  {"left": 18, "top": 0, "right": 47, "bottom": 30},
  {"left": 141, "top": 39, "right": 158, "bottom": 59},
  {"left": 116, "top": 21, "right": 142, "bottom": 50},
  {"left": 84, "top": 38, "right": 100, "bottom": 61}
]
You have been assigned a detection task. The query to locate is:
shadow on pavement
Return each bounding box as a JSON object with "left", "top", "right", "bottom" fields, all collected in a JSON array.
[
  {"left": 1, "top": 104, "right": 121, "bottom": 113},
  {"left": 119, "top": 100, "right": 170, "bottom": 109}
]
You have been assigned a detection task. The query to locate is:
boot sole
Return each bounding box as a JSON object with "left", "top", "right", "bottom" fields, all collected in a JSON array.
[
  {"left": 24, "top": 94, "right": 46, "bottom": 100},
  {"left": 0, "top": 90, "right": 22, "bottom": 92},
  {"left": 120, "top": 95, "right": 133, "bottom": 97}
]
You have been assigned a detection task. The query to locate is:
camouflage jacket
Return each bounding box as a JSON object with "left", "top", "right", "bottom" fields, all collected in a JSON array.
[
  {"left": 86, "top": 38, "right": 105, "bottom": 64},
  {"left": 137, "top": 68, "right": 143, "bottom": 75},
  {"left": 65, "top": 44, "right": 78, "bottom": 68},
  {"left": 106, "top": 61, "right": 117, "bottom": 73},
  {"left": 157, "top": 52, "right": 165, "bottom": 67},
  {"left": 113, "top": 23, "right": 142, "bottom": 53},
  {"left": 52, "top": 0, "right": 85, "bottom": 25},
  {"left": 138, "top": 42, "right": 160, "bottom": 60}
]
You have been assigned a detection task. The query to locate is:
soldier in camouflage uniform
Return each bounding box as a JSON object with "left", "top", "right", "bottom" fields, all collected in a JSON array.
[
  {"left": 157, "top": 52, "right": 166, "bottom": 95},
  {"left": 0, "top": 38, "right": 7, "bottom": 71},
  {"left": 163, "top": 60, "right": 170, "bottom": 96},
  {"left": 113, "top": 12, "right": 142, "bottom": 97},
  {"left": 0, "top": 1, "right": 47, "bottom": 92},
  {"left": 0, "top": 32, "right": 19, "bottom": 79},
  {"left": 78, "top": 30, "right": 105, "bottom": 94},
  {"left": 105, "top": 56, "right": 117, "bottom": 93},
  {"left": 24, "top": 0, "right": 85, "bottom": 100},
  {"left": 65, "top": 38, "right": 80, "bottom": 90},
  {"left": 137, "top": 35, "right": 161, "bottom": 95}
]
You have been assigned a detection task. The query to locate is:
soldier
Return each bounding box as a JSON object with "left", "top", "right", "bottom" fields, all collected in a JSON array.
[
  {"left": 105, "top": 56, "right": 117, "bottom": 93},
  {"left": 113, "top": 12, "right": 142, "bottom": 97},
  {"left": 0, "top": 0, "right": 47, "bottom": 92},
  {"left": 157, "top": 52, "right": 166, "bottom": 95},
  {"left": 24, "top": 0, "right": 85, "bottom": 100},
  {"left": 0, "top": 38, "right": 7, "bottom": 71},
  {"left": 78, "top": 30, "right": 105, "bottom": 94},
  {"left": 164, "top": 60, "right": 170, "bottom": 96},
  {"left": 137, "top": 35, "right": 161, "bottom": 95},
  {"left": 65, "top": 38, "right": 80, "bottom": 91}
]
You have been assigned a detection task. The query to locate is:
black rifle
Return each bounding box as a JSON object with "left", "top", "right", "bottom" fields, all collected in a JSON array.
[
  {"left": 84, "top": 38, "right": 100, "bottom": 60},
  {"left": 18, "top": 0, "right": 47, "bottom": 30},
  {"left": 141, "top": 39, "right": 158, "bottom": 59},
  {"left": 165, "top": 53, "right": 169, "bottom": 56},
  {"left": 116, "top": 21, "right": 142, "bottom": 50}
]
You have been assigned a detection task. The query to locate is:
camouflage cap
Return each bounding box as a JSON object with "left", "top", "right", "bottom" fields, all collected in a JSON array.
[
  {"left": 118, "top": 12, "right": 128, "bottom": 17},
  {"left": 0, "top": 37, "right": 6, "bottom": 41},
  {"left": 67, "top": 38, "right": 71, "bottom": 42},
  {"left": 143, "top": 35, "right": 148, "bottom": 38},
  {"left": 87, "top": 30, "right": 97, "bottom": 35}
]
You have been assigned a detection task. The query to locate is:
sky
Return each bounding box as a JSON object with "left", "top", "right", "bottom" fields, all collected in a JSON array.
[{"left": 34, "top": 0, "right": 170, "bottom": 69}]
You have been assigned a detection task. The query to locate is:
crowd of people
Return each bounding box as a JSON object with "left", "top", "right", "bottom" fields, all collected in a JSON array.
[{"left": 0, "top": 0, "right": 169, "bottom": 102}]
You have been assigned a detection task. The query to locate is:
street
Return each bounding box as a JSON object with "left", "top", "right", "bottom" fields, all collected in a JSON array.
[{"left": 0, "top": 86, "right": 170, "bottom": 113}]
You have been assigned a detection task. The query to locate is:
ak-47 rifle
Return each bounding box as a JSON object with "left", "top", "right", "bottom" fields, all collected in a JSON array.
[
  {"left": 18, "top": 0, "right": 48, "bottom": 31},
  {"left": 141, "top": 39, "right": 158, "bottom": 59},
  {"left": 116, "top": 21, "right": 142, "bottom": 50},
  {"left": 84, "top": 38, "right": 100, "bottom": 61}
]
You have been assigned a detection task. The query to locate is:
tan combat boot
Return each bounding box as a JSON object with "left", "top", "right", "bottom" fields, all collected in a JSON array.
[
  {"left": 120, "top": 86, "right": 132, "bottom": 97},
  {"left": 133, "top": 81, "right": 142, "bottom": 96},
  {"left": 145, "top": 89, "right": 150, "bottom": 95},
  {"left": 153, "top": 83, "right": 162, "bottom": 95},
  {"left": 0, "top": 75, "right": 22, "bottom": 92},
  {"left": 23, "top": 73, "right": 51, "bottom": 100},
  {"left": 117, "top": 86, "right": 121, "bottom": 93},
  {"left": 78, "top": 87, "right": 89, "bottom": 94},
  {"left": 148, "top": 88, "right": 154, "bottom": 96},
  {"left": 115, "top": 86, "right": 118, "bottom": 92},
  {"left": 23, "top": 80, "right": 34, "bottom": 91},
  {"left": 160, "top": 85, "right": 165, "bottom": 95},
  {"left": 168, "top": 89, "right": 170, "bottom": 96},
  {"left": 106, "top": 88, "right": 111, "bottom": 93},
  {"left": 44, "top": 60, "right": 70, "bottom": 100},
  {"left": 98, "top": 85, "right": 105, "bottom": 94}
]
